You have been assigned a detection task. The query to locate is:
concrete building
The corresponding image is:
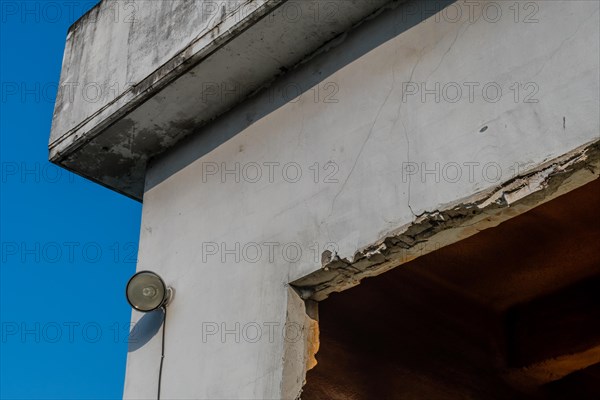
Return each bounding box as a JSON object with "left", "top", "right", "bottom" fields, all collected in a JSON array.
[{"left": 49, "top": 1, "right": 599, "bottom": 398}]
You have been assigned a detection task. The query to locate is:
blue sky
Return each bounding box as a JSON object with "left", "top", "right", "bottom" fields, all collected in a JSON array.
[{"left": 1, "top": 1, "right": 141, "bottom": 399}]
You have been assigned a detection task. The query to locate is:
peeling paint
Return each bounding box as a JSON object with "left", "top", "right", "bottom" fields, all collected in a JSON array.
[
  {"left": 282, "top": 288, "right": 320, "bottom": 400},
  {"left": 293, "top": 141, "right": 600, "bottom": 301}
]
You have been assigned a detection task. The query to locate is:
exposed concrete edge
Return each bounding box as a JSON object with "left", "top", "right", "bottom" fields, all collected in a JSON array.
[
  {"left": 281, "top": 288, "right": 320, "bottom": 399},
  {"left": 49, "top": 0, "right": 285, "bottom": 158},
  {"left": 293, "top": 140, "right": 600, "bottom": 301}
]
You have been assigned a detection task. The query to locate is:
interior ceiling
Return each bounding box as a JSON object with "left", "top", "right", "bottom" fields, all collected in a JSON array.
[{"left": 303, "top": 178, "right": 600, "bottom": 400}]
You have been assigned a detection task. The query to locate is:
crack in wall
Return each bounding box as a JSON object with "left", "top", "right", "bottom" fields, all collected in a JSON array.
[{"left": 293, "top": 141, "right": 600, "bottom": 301}]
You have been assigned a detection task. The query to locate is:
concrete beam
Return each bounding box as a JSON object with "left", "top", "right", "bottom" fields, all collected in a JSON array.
[
  {"left": 506, "top": 345, "right": 600, "bottom": 388},
  {"left": 49, "top": 0, "right": 402, "bottom": 199}
]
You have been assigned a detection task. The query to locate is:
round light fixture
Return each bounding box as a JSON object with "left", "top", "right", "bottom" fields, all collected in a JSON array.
[{"left": 126, "top": 271, "right": 173, "bottom": 312}]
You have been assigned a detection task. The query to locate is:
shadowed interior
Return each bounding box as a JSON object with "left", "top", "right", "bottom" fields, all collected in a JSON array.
[{"left": 303, "top": 178, "right": 600, "bottom": 400}]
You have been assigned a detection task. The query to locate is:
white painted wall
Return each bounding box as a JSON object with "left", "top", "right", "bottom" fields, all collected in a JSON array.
[{"left": 125, "top": 1, "right": 599, "bottom": 398}]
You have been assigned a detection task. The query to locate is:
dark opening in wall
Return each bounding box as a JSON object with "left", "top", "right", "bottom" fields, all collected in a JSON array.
[{"left": 302, "top": 179, "right": 600, "bottom": 400}]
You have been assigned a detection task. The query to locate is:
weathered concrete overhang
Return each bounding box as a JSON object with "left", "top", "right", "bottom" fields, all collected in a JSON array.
[{"left": 48, "top": 0, "right": 440, "bottom": 200}]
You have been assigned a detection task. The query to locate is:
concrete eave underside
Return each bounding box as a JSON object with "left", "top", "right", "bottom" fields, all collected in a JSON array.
[{"left": 49, "top": 0, "right": 417, "bottom": 201}]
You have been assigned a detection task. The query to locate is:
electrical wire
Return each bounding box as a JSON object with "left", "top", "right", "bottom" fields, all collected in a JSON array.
[{"left": 157, "top": 307, "right": 167, "bottom": 400}]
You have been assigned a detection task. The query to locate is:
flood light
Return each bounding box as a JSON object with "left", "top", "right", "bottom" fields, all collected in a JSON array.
[{"left": 126, "top": 271, "right": 173, "bottom": 312}]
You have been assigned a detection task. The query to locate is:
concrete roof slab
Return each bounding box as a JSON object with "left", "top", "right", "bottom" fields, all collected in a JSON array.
[{"left": 49, "top": 0, "right": 402, "bottom": 200}]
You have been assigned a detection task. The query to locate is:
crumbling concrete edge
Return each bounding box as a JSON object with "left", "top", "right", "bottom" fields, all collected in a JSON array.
[
  {"left": 293, "top": 140, "right": 600, "bottom": 302},
  {"left": 281, "top": 287, "right": 319, "bottom": 400},
  {"left": 49, "top": 0, "right": 286, "bottom": 158}
]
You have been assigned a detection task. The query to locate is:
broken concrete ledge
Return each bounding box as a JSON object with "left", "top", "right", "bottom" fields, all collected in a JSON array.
[{"left": 293, "top": 140, "right": 600, "bottom": 301}]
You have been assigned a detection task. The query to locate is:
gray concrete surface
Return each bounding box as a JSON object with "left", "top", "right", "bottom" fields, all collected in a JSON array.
[
  {"left": 49, "top": 0, "right": 398, "bottom": 199},
  {"left": 123, "top": 1, "right": 599, "bottom": 398}
]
